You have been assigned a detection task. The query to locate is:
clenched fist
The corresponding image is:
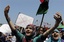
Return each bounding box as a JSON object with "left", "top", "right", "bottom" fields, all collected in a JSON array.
[
  {"left": 54, "top": 12, "right": 62, "bottom": 22},
  {"left": 4, "top": 5, "right": 10, "bottom": 14}
]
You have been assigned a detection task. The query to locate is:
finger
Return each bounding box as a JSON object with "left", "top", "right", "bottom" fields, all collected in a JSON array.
[
  {"left": 5, "top": 5, "right": 10, "bottom": 11},
  {"left": 4, "top": 5, "right": 10, "bottom": 14},
  {"left": 54, "top": 15, "right": 57, "bottom": 19},
  {"left": 56, "top": 12, "right": 61, "bottom": 16},
  {"left": 54, "top": 14, "right": 61, "bottom": 20},
  {"left": 54, "top": 14, "right": 58, "bottom": 18},
  {"left": 55, "top": 12, "right": 62, "bottom": 18}
]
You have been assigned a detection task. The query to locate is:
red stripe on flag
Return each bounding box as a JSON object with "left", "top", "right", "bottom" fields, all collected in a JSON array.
[{"left": 40, "top": 0, "right": 44, "bottom": 3}]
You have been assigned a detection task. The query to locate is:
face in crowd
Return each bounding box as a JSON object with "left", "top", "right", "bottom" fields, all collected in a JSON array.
[
  {"left": 39, "top": 27, "right": 44, "bottom": 34},
  {"left": 35, "top": 26, "right": 44, "bottom": 35},
  {"left": 52, "top": 29, "right": 60, "bottom": 40},
  {"left": 62, "top": 32, "right": 64, "bottom": 36},
  {"left": 0, "top": 32, "right": 6, "bottom": 42},
  {"left": 25, "top": 24, "right": 34, "bottom": 36},
  {"left": 60, "top": 29, "right": 64, "bottom": 39}
]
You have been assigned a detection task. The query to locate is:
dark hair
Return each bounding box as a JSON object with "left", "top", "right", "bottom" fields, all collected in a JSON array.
[
  {"left": 0, "top": 39, "right": 2, "bottom": 42},
  {"left": 0, "top": 32, "right": 3, "bottom": 37},
  {"left": 36, "top": 26, "right": 45, "bottom": 32},
  {"left": 61, "top": 29, "right": 64, "bottom": 32},
  {"left": 36, "top": 26, "right": 40, "bottom": 31}
]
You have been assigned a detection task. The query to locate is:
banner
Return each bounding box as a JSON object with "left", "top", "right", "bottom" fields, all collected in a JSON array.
[{"left": 15, "top": 13, "right": 34, "bottom": 28}]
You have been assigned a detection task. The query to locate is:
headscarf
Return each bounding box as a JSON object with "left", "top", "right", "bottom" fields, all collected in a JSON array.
[
  {"left": 26, "top": 24, "right": 35, "bottom": 30},
  {"left": 61, "top": 29, "right": 64, "bottom": 32},
  {"left": 46, "top": 29, "right": 61, "bottom": 42}
]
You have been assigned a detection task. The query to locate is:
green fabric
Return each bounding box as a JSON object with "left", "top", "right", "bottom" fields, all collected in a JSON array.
[
  {"left": 15, "top": 30, "right": 24, "bottom": 42},
  {"left": 14, "top": 30, "right": 43, "bottom": 42},
  {"left": 57, "top": 24, "right": 64, "bottom": 28},
  {"left": 33, "top": 35, "right": 42, "bottom": 42},
  {"left": 36, "top": 0, "right": 49, "bottom": 15}
]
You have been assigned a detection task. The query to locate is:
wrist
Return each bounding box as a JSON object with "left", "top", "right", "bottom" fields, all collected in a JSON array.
[{"left": 56, "top": 20, "right": 61, "bottom": 23}]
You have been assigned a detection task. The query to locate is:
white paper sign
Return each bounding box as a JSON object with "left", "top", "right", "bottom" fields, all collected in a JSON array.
[
  {"left": 0, "top": 24, "right": 11, "bottom": 34},
  {"left": 15, "top": 13, "right": 34, "bottom": 28}
]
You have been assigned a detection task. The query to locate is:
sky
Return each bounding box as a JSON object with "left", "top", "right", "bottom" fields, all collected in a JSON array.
[{"left": 0, "top": 0, "right": 64, "bottom": 27}]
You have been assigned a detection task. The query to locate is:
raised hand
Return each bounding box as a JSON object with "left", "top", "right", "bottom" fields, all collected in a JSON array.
[
  {"left": 54, "top": 12, "right": 62, "bottom": 22},
  {"left": 4, "top": 5, "right": 16, "bottom": 30},
  {"left": 4, "top": 5, "right": 10, "bottom": 14},
  {"left": 43, "top": 12, "right": 62, "bottom": 36}
]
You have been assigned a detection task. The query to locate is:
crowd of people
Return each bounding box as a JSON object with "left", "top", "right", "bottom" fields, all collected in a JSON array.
[{"left": 0, "top": 5, "right": 64, "bottom": 42}]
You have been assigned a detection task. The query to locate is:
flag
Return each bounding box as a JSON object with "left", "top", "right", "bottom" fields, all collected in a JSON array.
[
  {"left": 57, "top": 24, "right": 64, "bottom": 29},
  {"left": 36, "top": 0, "right": 49, "bottom": 15},
  {"left": 40, "top": 0, "right": 44, "bottom": 3}
]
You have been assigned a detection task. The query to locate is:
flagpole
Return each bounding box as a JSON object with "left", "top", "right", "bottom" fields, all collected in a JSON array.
[{"left": 40, "top": 14, "right": 45, "bottom": 27}]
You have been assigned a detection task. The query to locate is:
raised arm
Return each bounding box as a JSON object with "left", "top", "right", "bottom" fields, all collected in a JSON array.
[
  {"left": 4, "top": 5, "right": 26, "bottom": 40},
  {"left": 43, "top": 12, "right": 62, "bottom": 36},
  {"left": 4, "top": 5, "right": 16, "bottom": 31}
]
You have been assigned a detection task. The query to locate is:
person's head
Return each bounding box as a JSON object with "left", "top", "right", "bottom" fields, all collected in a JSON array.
[
  {"left": 0, "top": 32, "right": 3, "bottom": 37},
  {"left": 0, "top": 39, "right": 2, "bottom": 42},
  {"left": 61, "top": 29, "right": 64, "bottom": 36},
  {"left": 60, "top": 29, "right": 64, "bottom": 39},
  {"left": 25, "top": 24, "right": 34, "bottom": 36},
  {"left": 39, "top": 27, "right": 44, "bottom": 34},
  {"left": 0, "top": 32, "right": 6, "bottom": 42},
  {"left": 0, "top": 32, "right": 5, "bottom": 37},
  {"left": 52, "top": 29, "right": 60, "bottom": 40},
  {"left": 36, "top": 26, "right": 44, "bottom": 35}
]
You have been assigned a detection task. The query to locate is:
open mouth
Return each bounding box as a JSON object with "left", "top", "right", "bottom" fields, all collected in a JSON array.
[
  {"left": 54, "top": 34, "right": 58, "bottom": 37},
  {"left": 26, "top": 31, "right": 31, "bottom": 34}
]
